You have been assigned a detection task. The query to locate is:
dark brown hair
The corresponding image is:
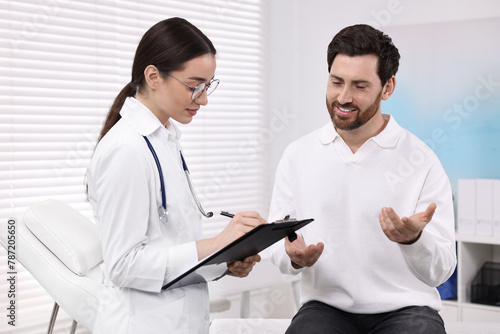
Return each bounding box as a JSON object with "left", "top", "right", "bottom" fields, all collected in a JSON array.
[
  {"left": 97, "top": 17, "right": 216, "bottom": 142},
  {"left": 327, "top": 24, "right": 400, "bottom": 86}
]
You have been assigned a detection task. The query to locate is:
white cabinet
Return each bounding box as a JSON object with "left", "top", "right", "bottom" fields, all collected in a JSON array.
[{"left": 440, "top": 234, "right": 500, "bottom": 321}]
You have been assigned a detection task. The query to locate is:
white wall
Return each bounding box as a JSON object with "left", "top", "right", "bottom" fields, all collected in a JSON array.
[{"left": 266, "top": 0, "right": 500, "bottom": 187}]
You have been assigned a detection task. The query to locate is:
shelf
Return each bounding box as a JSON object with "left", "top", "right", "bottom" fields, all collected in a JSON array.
[
  {"left": 456, "top": 234, "right": 500, "bottom": 245},
  {"left": 439, "top": 300, "right": 500, "bottom": 322},
  {"left": 453, "top": 232, "right": 500, "bottom": 322},
  {"left": 439, "top": 300, "right": 459, "bottom": 322},
  {"left": 462, "top": 302, "right": 500, "bottom": 311},
  {"left": 461, "top": 302, "right": 500, "bottom": 322},
  {"left": 441, "top": 300, "right": 458, "bottom": 306}
]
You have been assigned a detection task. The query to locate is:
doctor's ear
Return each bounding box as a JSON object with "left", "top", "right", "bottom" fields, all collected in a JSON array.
[
  {"left": 381, "top": 76, "right": 396, "bottom": 101},
  {"left": 143, "top": 65, "right": 161, "bottom": 90}
]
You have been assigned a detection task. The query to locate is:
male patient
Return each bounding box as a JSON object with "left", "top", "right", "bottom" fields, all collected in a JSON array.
[{"left": 269, "top": 24, "right": 456, "bottom": 334}]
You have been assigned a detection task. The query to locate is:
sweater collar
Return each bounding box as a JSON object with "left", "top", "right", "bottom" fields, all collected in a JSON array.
[{"left": 320, "top": 114, "right": 402, "bottom": 148}]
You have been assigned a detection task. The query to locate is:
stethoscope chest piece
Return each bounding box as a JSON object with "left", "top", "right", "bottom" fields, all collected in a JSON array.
[{"left": 159, "top": 206, "right": 169, "bottom": 224}]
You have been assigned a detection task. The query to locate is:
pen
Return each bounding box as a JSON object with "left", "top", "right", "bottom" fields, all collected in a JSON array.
[{"left": 220, "top": 211, "right": 234, "bottom": 218}]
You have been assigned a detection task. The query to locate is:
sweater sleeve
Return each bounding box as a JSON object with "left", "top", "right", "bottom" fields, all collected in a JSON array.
[
  {"left": 398, "top": 163, "right": 457, "bottom": 287},
  {"left": 269, "top": 150, "right": 305, "bottom": 275}
]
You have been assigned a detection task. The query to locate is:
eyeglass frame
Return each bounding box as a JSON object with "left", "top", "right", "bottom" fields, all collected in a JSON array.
[{"left": 165, "top": 72, "right": 219, "bottom": 101}]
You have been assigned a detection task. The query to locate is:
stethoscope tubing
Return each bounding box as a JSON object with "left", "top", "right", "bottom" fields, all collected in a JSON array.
[
  {"left": 143, "top": 136, "right": 166, "bottom": 210},
  {"left": 143, "top": 135, "right": 213, "bottom": 220},
  {"left": 180, "top": 153, "right": 213, "bottom": 218}
]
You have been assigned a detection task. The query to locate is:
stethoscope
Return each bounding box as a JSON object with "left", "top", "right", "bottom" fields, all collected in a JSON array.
[{"left": 143, "top": 136, "right": 213, "bottom": 223}]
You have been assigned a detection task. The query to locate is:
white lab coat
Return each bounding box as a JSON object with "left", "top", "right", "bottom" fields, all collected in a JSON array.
[{"left": 86, "top": 97, "right": 209, "bottom": 333}]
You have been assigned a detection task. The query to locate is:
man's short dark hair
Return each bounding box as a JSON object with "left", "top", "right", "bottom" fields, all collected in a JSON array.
[{"left": 327, "top": 24, "right": 400, "bottom": 86}]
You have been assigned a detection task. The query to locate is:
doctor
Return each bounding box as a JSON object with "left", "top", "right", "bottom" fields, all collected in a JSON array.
[{"left": 86, "top": 17, "right": 265, "bottom": 333}]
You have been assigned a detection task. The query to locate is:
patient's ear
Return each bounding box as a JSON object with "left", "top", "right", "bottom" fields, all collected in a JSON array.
[{"left": 382, "top": 76, "right": 396, "bottom": 100}]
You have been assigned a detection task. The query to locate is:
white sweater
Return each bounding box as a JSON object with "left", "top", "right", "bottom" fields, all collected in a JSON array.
[{"left": 269, "top": 114, "right": 456, "bottom": 314}]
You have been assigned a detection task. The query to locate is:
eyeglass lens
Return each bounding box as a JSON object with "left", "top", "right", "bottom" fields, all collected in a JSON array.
[{"left": 192, "top": 80, "right": 219, "bottom": 100}]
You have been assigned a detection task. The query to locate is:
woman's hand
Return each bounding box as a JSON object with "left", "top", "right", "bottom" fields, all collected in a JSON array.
[
  {"left": 196, "top": 211, "right": 267, "bottom": 260},
  {"left": 227, "top": 254, "right": 261, "bottom": 277},
  {"left": 214, "top": 211, "right": 267, "bottom": 250}
]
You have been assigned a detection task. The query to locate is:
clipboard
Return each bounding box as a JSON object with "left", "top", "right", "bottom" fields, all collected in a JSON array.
[{"left": 162, "top": 217, "right": 314, "bottom": 290}]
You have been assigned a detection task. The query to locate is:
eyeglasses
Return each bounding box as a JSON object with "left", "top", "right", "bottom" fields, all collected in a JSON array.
[{"left": 166, "top": 72, "right": 219, "bottom": 100}]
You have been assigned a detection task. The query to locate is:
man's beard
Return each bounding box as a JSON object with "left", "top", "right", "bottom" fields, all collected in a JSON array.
[{"left": 326, "top": 91, "right": 383, "bottom": 131}]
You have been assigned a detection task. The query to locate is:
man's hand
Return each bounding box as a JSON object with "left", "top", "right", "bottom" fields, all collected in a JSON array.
[
  {"left": 379, "top": 203, "right": 437, "bottom": 244},
  {"left": 285, "top": 234, "right": 324, "bottom": 269},
  {"left": 227, "top": 254, "right": 261, "bottom": 277}
]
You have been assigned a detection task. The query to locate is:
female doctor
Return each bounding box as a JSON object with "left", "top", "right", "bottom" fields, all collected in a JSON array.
[{"left": 86, "top": 17, "right": 266, "bottom": 333}]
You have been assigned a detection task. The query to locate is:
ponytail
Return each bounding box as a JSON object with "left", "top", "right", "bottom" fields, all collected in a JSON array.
[{"left": 97, "top": 82, "right": 137, "bottom": 143}]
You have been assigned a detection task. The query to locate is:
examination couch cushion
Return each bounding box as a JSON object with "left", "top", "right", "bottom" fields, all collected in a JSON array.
[{"left": 24, "top": 199, "right": 102, "bottom": 276}]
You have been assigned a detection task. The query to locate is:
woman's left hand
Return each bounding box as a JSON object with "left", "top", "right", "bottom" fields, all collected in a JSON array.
[{"left": 227, "top": 254, "right": 261, "bottom": 277}]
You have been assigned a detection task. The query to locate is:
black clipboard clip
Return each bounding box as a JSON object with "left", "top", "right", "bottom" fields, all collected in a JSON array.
[{"left": 273, "top": 215, "right": 299, "bottom": 242}]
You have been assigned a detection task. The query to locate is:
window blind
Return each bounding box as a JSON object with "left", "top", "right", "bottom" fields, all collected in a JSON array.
[{"left": 0, "top": 0, "right": 266, "bottom": 332}]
